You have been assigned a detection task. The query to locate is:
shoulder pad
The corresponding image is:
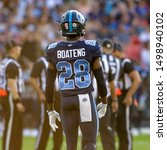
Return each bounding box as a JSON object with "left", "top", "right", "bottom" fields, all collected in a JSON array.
[
  {"left": 47, "top": 42, "right": 58, "bottom": 50},
  {"left": 85, "top": 40, "right": 97, "bottom": 46}
]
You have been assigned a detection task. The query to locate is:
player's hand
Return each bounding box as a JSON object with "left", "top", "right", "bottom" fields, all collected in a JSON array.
[
  {"left": 122, "top": 95, "right": 132, "bottom": 106},
  {"left": 111, "top": 100, "right": 118, "bottom": 112},
  {"left": 97, "top": 102, "right": 107, "bottom": 118},
  {"left": 47, "top": 110, "right": 61, "bottom": 132},
  {"left": 16, "top": 102, "right": 25, "bottom": 112}
]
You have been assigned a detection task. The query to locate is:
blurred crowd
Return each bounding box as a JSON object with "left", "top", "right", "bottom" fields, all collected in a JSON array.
[{"left": 0, "top": 0, "right": 150, "bottom": 128}]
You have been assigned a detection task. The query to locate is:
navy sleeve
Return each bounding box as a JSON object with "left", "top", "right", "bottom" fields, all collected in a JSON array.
[
  {"left": 85, "top": 40, "right": 102, "bottom": 58},
  {"left": 93, "top": 41, "right": 102, "bottom": 58},
  {"left": 6, "top": 63, "right": 18, "bottom": 79},
  {"left": 30, "top": 60, "right": 44, "bottom": 78},
  {"left": 45, "top": 49, "right": 53, "bottom": 62},
  {"left": 45, "top": 42, "right": 57, "bottom": 63},
  {"left": 124, "top": 61, "right": 135, "bottom": 74}
]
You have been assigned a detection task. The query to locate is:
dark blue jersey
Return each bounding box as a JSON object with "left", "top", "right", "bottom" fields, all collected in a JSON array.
[{"left": 46, "top": 40, "right": 101, "bottom": 96}]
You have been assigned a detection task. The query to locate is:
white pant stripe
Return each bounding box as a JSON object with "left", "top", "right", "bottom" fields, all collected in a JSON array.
[
  {"left": 35, "top": 103, "right": 45, "bottom": 149},
  {"left": 125, "top": 106, "right": 132, "bottom": 150},
  {"left": 5, "top": 93, "right": 14, "bottom": 150}
]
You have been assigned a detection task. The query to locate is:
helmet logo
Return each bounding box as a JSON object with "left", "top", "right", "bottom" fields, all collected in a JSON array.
[
  {"left": 64, "top": 23, "right": 69, "bottom": 30},
  {"left": 64, "top": 23, "right": 77, "bottom": 30},
  {"left": 72, "top": 23, "right": 77, "bottom": 28}
]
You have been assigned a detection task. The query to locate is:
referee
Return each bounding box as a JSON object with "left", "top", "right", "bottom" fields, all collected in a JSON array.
[
  {"left": 0, "top": 40, "right": 25, "bottom": 150},
  {"left": 98, "top": 39, "right": 120, "bottom": 150},
  {"left": 112, "top": 43, "right": 141, "bottom": 150},
  {"left": 29, "top": 56, "right": 63, "bottom": 150}
]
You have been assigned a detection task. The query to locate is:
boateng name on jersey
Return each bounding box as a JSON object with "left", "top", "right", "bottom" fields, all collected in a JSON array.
[{"left": 57, "top": 48, "right": 86, "bottom": 59}]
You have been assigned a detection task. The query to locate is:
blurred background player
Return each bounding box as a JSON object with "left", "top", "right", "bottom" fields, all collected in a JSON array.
[
  {"left": 0, "top": 40, "right": 25, "bottom": 150},
  {"left": 29, "top": 56, "right": 63, "bottom": 150},
  {"left": 97, "top": 39, "right": 120, "bottom": 150},
  {"left": 112, "top": 42, "right": 141, "bottom": 150},
  {"left": 45, "top": 10, "right": 108, "bottom": 150}
]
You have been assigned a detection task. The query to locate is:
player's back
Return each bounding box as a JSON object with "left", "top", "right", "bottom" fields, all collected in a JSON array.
[{"left": 46, "top": 39, "right": 101, "bottom": 96}]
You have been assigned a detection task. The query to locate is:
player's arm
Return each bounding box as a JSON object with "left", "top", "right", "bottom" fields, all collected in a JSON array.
[
  {"left": 126, "top": 70, "right": 141, "bottom": 98},
  {"left": 29, "top": 61, "right": 46, "bottom": 102},
  {"left": 109, "top": 80, "right": 118, "bottom": 112},
  {"left": 45, "top": 62, "right": 56, "bottom": 111},
  {"left": 7, "top": 64, "right": 25, "bottom": 112},
  {"left": 8, "top": 79, "right": 20, "bottom": 100},
  {"left": 6, "top": 64, "right": 21, "bottom": 100},
  {"left": 45, "top": 62, "right": 61, "bottom": 132},
  {"left": 29, "top": 77, "right": 43, "bottom": 95},
  {"left": 108, "top": 69, "right": 118, "bottom": 112},
  {"left": 89, "top": 40, "right": 107, "bottom": 103},
  {"left": 92, "top": 58, "right": 107, "bottom": 104},
  {"left": 123, "top": 62, "right": 141, "bottom": 105},
  {"left": 108, "top": 69, "right": 117, "bottom": 102},
  {"left": 92, "top": 57, "right": 108, "bottom": 118},
  {"left": 45, "top": 42, "right": 61, "bottom": 131},
  {"left": 29, "top": 77, "right": 46, "bottom": 102},
  {"left": 109, "top": 81, "right": 117, "bottom": 101}
]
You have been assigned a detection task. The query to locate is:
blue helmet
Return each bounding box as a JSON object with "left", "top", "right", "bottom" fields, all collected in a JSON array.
[{"left": 60, "top": 10, "right": 86, "bottom": 36}]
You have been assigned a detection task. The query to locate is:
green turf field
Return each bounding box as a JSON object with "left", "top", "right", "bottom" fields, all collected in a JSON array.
[{"left": 0, "top": 134, "right": 149, "bottom": 150}]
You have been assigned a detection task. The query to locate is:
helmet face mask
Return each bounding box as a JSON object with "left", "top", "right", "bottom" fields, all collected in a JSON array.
[{"left": 60, "top": 10, "right": 86, "bottom": 37}]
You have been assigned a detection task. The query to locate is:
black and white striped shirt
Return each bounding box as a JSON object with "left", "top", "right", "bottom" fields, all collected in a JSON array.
[
  {"left": 101, "top": 53, "right": 120, "bottom": 84},
  {"left": 0, "top": 57, "right": 24, "bottom": 94},
  {"left": 92, "top": 52, "right": 120, "bottom": 99},
  {"left": 118, "top": 58, "right": 135, "bottom": 91}
]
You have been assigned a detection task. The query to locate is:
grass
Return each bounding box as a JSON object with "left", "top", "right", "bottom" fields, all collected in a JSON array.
[{"left": 0, "top": 134, "right": 149, "bottom": 150}]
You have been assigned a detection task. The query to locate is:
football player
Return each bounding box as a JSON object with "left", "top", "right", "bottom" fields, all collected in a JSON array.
[{"left": 45, "top": 10, "right": 107, "bottom": 150}]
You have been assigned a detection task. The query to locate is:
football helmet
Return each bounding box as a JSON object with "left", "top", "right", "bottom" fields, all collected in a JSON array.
[{"left": 60, "top": 10, "right": 86, "bottom": 36}]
